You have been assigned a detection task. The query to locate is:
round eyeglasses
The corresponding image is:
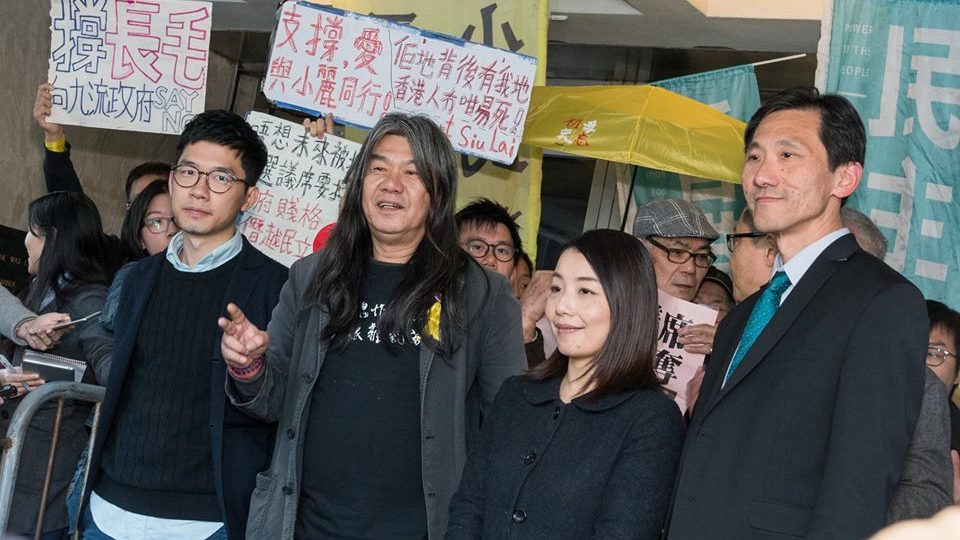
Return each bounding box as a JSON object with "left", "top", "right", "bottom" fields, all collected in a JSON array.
[
  {"left": 142, "top": 216, "right": 177, "bottom": 235},
  {"left": 462, "top": 239, "right": 516, "bottom": 263},
  {"left": 926, "top": 346, "right": 956, "bottom": 367},
  {"left": 171, "top": 164, "right": 246, "bottom": 194}
]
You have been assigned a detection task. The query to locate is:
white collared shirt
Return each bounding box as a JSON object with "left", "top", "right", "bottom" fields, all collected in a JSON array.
[
  {"left": 89, "top": 491, "right": 223, "bottom": 539},
  {"left": 773, "top": 228, "right": 850, "bottom": 305},
  {"left": 164, "top": 229, "right": 243, "bottom": 273}
]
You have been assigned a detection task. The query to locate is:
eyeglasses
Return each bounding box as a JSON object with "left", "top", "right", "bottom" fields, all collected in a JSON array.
[
  {"left": 142, "top": 216, "right": 177, "bottom": 234},
  {"left": 462, "top": 239, "right": 516, "bottom": 263},
  {"left": 645, "top": 237, "right": 716, "bottom": 268},
  {"left": 927, "top": 346, "right": 957, "bottom": 367},
  {"left": 726, "top": 232, "right": 768, "bottom": 253},
  {"left": 171, "top": 164, "right": 245, "bottom": 194}
]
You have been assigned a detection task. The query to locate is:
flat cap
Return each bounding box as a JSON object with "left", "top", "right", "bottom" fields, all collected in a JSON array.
[{"left": 632, "top": 199, "right": 719, "bottom": 241}]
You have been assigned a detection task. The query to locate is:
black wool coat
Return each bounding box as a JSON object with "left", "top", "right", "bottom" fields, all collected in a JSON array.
[{"left": 446, "top": 375, "right": 684, "bottom": 540}]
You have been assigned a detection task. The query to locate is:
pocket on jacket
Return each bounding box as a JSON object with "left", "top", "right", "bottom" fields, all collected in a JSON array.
[
  {"left": 247, "top": 471, "right": 277, "bottom": 534},
  {"left": 749, "top": 500, "right": 812, "bottom": 538}
]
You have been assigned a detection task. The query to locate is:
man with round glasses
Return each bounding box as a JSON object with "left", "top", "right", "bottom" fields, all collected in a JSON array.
[{"left": 455, "top": 198, "right": 522, "bottom": 280}]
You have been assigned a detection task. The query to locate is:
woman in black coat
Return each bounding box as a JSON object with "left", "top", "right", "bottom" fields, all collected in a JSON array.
[{"left": 446, "top": 229, "right": 684, "bottom": 540}]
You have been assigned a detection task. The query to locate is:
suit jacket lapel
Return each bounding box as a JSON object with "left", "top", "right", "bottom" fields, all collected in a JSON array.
[{"left": 704, "top": 235, "right": 859, "bottom": 411}]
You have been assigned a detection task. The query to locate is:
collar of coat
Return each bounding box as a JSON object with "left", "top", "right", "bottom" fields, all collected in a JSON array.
[{"left": 523, "top": 376, "right": 639, "bottom": 412}]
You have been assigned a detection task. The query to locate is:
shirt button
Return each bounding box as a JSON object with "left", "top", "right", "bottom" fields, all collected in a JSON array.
[
  {"left": 287, "top": 429, "right": 296, "bottom": 440},
  {"left": 512, "top": 509, "right": 527, "bottom": 523},
  {"left": 281, "top": 485, "right": 293, "bottom": 495},
  {"left": 302, "top": 373, "right": 311, "bottom": 383},
  {"left": 523, "top": 452, "right": 537, "bottom": 465},
  {"left": 552, "top": 406, "right": 561, "bottom": 419}
]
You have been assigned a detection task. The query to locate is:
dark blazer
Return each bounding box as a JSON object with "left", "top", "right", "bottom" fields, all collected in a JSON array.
[
  {"left": 446, "top": 376, "right": 684, "bottom": 540},
  {"left": 77, "top": 238, "right": 287, "bottom": 540},
  {"left": 667, "top": 234, "right": 928, "bottom": 540}
]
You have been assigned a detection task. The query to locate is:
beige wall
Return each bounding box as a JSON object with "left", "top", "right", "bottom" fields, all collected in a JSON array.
[{"left": 0, "top": 1, "right": 240, "bottom": 235}]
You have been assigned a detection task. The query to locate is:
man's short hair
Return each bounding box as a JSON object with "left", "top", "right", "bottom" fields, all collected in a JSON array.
[
  {"left": 455, "top": 198, "right": 523, "bottom": 255},
  {"left": 175, "top": 110, "right": 268, "bottom": 187},
  {"left": 125, "top": 162, "right": 171, "bottom": 200},
  {"left": 841, "top": 207, "right": 888, "bottom": 259},
  {"left": 744, "top": 87, "right": 866, "bottom": 172},
  {"left": 517, "top": 249, "right": 534, "bottom": 272},
  {"left": 928, "top": 300, "right": 960, "bottom": 376}
]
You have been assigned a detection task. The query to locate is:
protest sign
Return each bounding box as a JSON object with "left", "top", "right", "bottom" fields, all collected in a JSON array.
[
  {"left": 656, "top": 290, "right": 719, "bottom": 413},
  {"left": 241, "top": 111, "right": 360, "bottom": 267},
  {"left": 263, "top": 1, "right": 537, "bottom": 165},
  {"left": 47, "top": 0, "right": 212, "bottom": 135}
]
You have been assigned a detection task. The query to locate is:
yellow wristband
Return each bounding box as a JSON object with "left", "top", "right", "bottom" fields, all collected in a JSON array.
[{"left": 44, "top": 138, "right": 67, "bottom": 153}]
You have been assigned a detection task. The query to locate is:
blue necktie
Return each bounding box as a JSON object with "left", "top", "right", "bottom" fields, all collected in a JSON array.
[{"left": 723, "top": 271, "right": 792, "bottom": 385}]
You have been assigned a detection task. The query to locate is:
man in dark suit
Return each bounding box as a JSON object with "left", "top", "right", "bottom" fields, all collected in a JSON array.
[
  {"left": 667, "top": 87, "right": 928, "bottom": 539},
  {"left": 73, "top": 110, "right": 287, "bottom": 540}
]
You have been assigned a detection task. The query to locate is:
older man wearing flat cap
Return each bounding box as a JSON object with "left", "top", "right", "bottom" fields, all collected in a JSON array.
[{"left": 634, "top": 198, "right": 719, "bottom": 356}]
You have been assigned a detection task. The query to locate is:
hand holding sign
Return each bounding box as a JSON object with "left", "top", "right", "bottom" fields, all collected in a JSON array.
[{"left": 219, "top": 303, "right": 269, "bottom": 374}]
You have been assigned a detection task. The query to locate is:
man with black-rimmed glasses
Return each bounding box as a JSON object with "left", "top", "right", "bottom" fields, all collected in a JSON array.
[{"left": 633, "top": 198, "right": 719, "bottom": 357}]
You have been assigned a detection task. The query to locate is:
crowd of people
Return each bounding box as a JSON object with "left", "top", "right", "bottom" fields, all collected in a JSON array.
[{"left": 0, "top": 83, "right": 957, "bottom": 540}]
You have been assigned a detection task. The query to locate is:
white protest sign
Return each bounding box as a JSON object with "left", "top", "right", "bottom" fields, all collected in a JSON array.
[
  {"left": 241, "top": 111, "right": 360, "bottom": 267},
  {"left": 263, "top": 1, "right": 537, "bottom": 165},
  {"left": 656, "top": 290, "right": 719, "bottom": 413},
  {"left": 47, "top": 0, "right": 211, "bottom": 135}
]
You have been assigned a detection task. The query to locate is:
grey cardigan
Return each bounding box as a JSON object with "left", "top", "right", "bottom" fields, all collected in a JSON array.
[
  {"left": 226, "top": 253, "right": 526, "bottom": 539},
  {"left": 0, "top": 285, "right": 36, "bottom": 346}
]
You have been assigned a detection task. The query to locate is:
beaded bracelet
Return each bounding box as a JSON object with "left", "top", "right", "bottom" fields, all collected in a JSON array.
[{"left": 229, "top": 355, "right": 264, "bottom": 380}]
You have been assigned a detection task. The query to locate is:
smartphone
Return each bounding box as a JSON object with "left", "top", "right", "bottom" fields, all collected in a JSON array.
[
  {"left": 0, "top": 384, "right": 16, "bottom": 399},
  {"left": 48, "top": 311, "right": 102, "bottom": 331}
]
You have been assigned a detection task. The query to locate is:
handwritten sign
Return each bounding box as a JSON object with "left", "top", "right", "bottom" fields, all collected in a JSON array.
[
  {"left": 241, "top": 111, "right": 360, "bottom": 267},
  {"left": 46, "top": 0, "right": 212, "bottom": 135},
  {"left": 263, "top": 1, "right": 537, "bottom": 165},
  {"left": 656, "top": 290, "right": 719, "bottom": 413}
]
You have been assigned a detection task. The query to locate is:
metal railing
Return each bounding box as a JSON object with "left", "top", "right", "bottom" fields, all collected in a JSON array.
[{"left": 0, "top": 381, "right": 105, "bottom": 538}]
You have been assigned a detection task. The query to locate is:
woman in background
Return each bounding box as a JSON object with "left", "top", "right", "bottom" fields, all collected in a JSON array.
[
  {"left": 99, "top": 179, "right": 179, "bottom": 331},
  {"left": 446, "top": 229, "right": 684, "bottom": 540},
  {"left": 2, "top": 191, "right": 113, "bottom": 539}
]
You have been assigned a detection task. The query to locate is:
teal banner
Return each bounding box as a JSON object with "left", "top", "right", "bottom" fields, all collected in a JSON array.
[
  {"left": 631, "top": 65, "right": 761, "bottom": 268},
  {"left": 821, "top": 0, "right": 960, "bottom": 306}
]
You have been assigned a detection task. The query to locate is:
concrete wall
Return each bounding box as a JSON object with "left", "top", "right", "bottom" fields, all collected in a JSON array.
[{"left": 0, "top": 1, "right": 241, "bottom": 235}]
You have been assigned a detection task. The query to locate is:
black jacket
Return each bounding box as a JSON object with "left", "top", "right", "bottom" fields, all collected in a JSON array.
[
  {"left": 77, "top": 239, "right": 287, "bottom": 539},
  {"left": 446, "top": 375, "right": 684, "bottom": 540}
]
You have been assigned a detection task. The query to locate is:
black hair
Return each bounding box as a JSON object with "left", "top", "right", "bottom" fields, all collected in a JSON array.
[
  {"left": 175, "top": 110, "right": 268, "bottom": 186},
  {"left": 530, "top": 229, "right": 661, "bottom": 399},
  {"left": 744, "top": 87, "right": 866, "bottom": 171},
  {"left": 125, "top": 162, "right": 171, "bottom": 201},
  {"left": 928, "top": 300, "right": 960, "bottom": 377},
  {"left": 455, "top": 198, "right": 523, "bottom": 256},
  {"left": 120, "top": 179, "right": 170, "bottom": 262},
  {"left": 309, "top": 113, "right": 466, "bottom": 354},
  {"left": 517, "top": 249, "right": 534, "bottom": 273},
  {"left": 24, "top": 192, "right": 111, "bottom": 311}
]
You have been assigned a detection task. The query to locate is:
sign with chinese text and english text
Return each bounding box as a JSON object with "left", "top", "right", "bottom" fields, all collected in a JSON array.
[
  {"left": 264, "top": 1, "right": 537, "bottom": 165},
  {"left": 47, "top": 0, "right": 211, "bottom": 135}
]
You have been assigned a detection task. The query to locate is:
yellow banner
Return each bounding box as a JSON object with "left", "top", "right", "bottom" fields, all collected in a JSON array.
[
  {"left": 523, "top": 85, "right": 746, "bottom": 184},
  {"left": 314, "top": 0, "right": 548, "bottom": 256}
]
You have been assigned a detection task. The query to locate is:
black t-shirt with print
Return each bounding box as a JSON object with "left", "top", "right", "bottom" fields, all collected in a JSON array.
[{"left": 296, "top": 260, "right": 427, "bottom": 540}]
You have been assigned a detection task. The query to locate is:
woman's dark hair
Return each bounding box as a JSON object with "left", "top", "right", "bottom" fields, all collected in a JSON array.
[
  {"left": 309, "top": 113, "right": 466, "bottom": 353},
  {"left": 120, "top": 179, "right": 169, "bottom": 262},
  {"left": 530, "top": 229, "right": 661, "bottom": 398},
  {"left": 24, "top": 191, "right": 111, "bottom": 311}
]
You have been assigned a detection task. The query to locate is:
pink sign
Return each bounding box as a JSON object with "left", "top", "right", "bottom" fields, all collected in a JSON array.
[
  {"left": 656, "top": 290, "right": 719, "bottom": 413},
  {"left": 47, "top": 0, "right": 211, "bottom": 134},
  {"left": 263, "top": 1, "right": 537, "bottom": 165}
]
